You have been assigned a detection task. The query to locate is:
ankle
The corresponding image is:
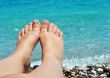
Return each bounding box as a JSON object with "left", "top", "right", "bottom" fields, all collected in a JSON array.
[{"left": 42, "top": 58, "right": 62, "bottom": 66}]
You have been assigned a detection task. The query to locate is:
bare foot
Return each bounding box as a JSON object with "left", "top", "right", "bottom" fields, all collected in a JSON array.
[
  {"left": 40, "top": 20, "right": 64, "bottom": 64},
  {"left": 13, "top": 20, "right": 40, "bottom": 72},
  {"left": 27, "top": 20, "right": 64, "bottom": 78}
]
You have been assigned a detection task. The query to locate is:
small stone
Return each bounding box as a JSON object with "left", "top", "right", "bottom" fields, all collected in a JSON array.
[
  {"left": 107, "top": 73, "right": 110, "bottom": 77},
  {"left": 89, "top": 74, "right": 97, "bottom": 78},
  {"left": 65, "top": 71, "right": 71, "bottom": 76},
  {"left": 100, "top": 74, "right": 107, "bottom": 77},
  {"left": 91, "top": 69, "right": 97, "bottom": 75},
  {"left": 103, "top": 67, "right": 109, "bottom": 73},
  {"left": 84, "top": 73, "right": 88, "bottom": 77},
  {"left": 105, "top": 65, "right": 110, "bottom": 72},
  {"left": 86, "top": 65, "right": 93, "bottom": 71},
  {"left": 75, "top": 74, "right": 82, "bottom": 78},
  {"left": 97, "top": 68, "right": 103, "bottom": 74},
  {"left": 82, "top": 75, "right": 88, "bottom": 78},
  {"left": 71, "top": 71, "right": 76, "bottom": 76},
  {"left": 106, "top": 65, "right": 110, "bottom": 69},
  {"left": 83, "top": 70, "right": 87, "bottom": 73},
  {"left": 79, "top": 71, "right": 85, "bottom": 75},
  {"left": 79, "top": 67, "right": 88, "bottom": 71}
]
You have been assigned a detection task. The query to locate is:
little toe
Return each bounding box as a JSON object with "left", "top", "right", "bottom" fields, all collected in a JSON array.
[{"left": 48, "top": 23, "right": 54, "bottom": 32}]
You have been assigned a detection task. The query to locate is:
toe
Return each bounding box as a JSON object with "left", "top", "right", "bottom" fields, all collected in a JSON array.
[
  {"left": 28, "top": 22, "right": 33, "bottom": 31},
  {"left": 33, "top": 19, "right": 40, "bottom": 25},
  {"left": 24, "top": 25, "right": 28, "bottom": 34},
  {"left": 21, "top": 28, "right": 25, "bottom": 37},
  {"left": 56, "top": 28, "right": 60, "bottom": 37},
  {"left": 60, "top": 31, "right": 64, "bottom": 38},
  {"left": 48, "top": 23, "right": 54, "bottom": 32},
  {"left": 32, "top": 20, "right": 40, "bottom": 29},
  {"left": 18, "top": 31, "right": 22, "bottom": 40},
  {"left": 53, "top": 25, "right": 57, "bottom": 33},
  {"left": 41, "top": 20, "right": 49, "bottom": 29},
  {"left": 33, "top": 27, "right": 40, "bottom": 36}
]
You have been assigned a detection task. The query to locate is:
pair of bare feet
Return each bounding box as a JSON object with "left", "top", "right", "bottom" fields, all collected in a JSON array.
[
  {"left": 16, "top": 19, "right": 64, "bottom": 70},
  {"left": 0, "top": 20, "right": 64, "bottom": 78}
]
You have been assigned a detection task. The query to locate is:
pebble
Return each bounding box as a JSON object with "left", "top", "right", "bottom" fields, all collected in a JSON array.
[
  {"left": 79, "top": 71, "right": 85, "bottom": 75},
  {"left": 97, "top": 68, "right": 103, "bottom": 74},
  {"left": 91, "top": 69, "right": 97, "bottom": 75},
  {"left": 107, "top": 72, "right": 110, "bottom": 77},
  {"left": 100, "top": 74, "right": 107, "bottom": 77}
]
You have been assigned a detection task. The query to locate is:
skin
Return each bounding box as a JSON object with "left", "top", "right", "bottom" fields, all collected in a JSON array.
[
  {"left": 0, "top": 20, "right": 64, "bottom": 78},
  {"left": 28, "top": 20, "right": 64, "bottom": 78},
  {"left": 0, "top": 20, "right": 40, "bottom": 76}
]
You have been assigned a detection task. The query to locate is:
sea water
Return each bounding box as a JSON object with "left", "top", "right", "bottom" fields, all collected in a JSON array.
[{"left": 0, "top": 0, "right": 110, "bottom": 67}]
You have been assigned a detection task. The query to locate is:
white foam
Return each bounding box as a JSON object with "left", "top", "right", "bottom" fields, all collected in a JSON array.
[
  {"left": 31, "top": 54, "right": 110, "bottom": 68},
  {"left": 14, "top": 28, "right": 19, "bottom": 31},
  {"left": 63, "top": 54, "right": 110, "bottom": 68},
  {"left": 30, "top": 60, "right": 41, "bottom": 67}
]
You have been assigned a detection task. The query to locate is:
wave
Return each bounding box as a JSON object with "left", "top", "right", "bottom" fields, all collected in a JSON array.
[
  {"left": 14, "top": 28, "right": 20, "bottom": 31},
  {"left": 31, "top": 53, "right": 110, "bottom": 68}
]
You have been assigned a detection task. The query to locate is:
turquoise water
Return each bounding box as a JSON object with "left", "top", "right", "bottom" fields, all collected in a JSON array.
[{"left": 0, "top": 0, "right": 110, "bottom": 67}]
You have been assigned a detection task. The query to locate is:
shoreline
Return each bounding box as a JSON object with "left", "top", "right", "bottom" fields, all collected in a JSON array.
[
  {"left": 30, "top": 63, "right": 110, "bottom": 78},
  {"left": 31, "top": 53, "right": 110, "bottom": 68}
]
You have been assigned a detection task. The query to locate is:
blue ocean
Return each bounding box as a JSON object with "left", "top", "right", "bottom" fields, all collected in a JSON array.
[{"left": 0, "top": 0, "right": 110, "bottom": 67}]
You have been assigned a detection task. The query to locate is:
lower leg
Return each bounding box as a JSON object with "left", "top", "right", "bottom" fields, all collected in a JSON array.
[
  {"left": 29, "top": 58, "right": 64, "bottom": 78},
  {"left": 0, "top": 54, "right": 25, "bottom": 76},
  {"left": 0, "top": 20, "right": 40, "bottom": 77}
]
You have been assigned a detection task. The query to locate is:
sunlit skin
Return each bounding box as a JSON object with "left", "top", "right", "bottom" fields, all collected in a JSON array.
[
  {"left": 0, "top": 20, "right": 40, "bottom": 76},
  {"left": 0, "top": 20, "right": 64, "bottom": 78}
]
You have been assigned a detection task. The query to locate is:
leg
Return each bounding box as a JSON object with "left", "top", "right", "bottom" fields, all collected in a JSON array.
[
  {"left": 0, "top": 20, "right": 64, "bottom": 78},
  {"left": 28, "top": 20, "right": 64, "bottom": 78},
  {"left": 0, "top": 20, "right": 40, "bottom": 77}
]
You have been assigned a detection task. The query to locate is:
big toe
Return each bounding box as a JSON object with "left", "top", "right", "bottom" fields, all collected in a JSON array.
[
  {"left": 32, "top": 27, "right": 40, "bottom": 37},
  {"left": 32, "top": 20, "right": 40, "bottom": 29},
  {"left": 41, "top": 20, "right": 49, "bottom": 29}
]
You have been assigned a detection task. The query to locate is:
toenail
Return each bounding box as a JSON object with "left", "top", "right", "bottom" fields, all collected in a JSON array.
[
  {"left": 50, "top": 23, "right": 54, "bottom": 26},
  {"left": 42, "top": 20, "right": 49, "bottom": 24},
  {"left": 36, "top": 24, "right": 39, "bottom": 27}
]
